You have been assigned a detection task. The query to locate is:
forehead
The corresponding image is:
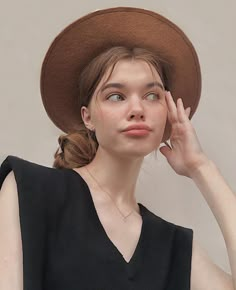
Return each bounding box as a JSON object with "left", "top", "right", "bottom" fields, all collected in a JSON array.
[
  {"left": 96, "top": 59, "right": 163, "bottom": 93},
  {"left": 110, "top": 59, "right": 161, "bottom": 80}
]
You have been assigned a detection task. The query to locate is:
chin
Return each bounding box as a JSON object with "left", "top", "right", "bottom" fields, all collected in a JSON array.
[{"left": 118, "top": 146, "right": 157, "bottom": 159}]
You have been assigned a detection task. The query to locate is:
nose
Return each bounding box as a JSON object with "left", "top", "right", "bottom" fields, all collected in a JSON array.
[{"left": 128, "top": 97, "right": 145, "bottom": 120}]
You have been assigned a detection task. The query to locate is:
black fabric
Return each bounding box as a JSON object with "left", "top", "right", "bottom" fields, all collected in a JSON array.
[{"left": 0, "top": 155, "right": 193, "bottom": 290}]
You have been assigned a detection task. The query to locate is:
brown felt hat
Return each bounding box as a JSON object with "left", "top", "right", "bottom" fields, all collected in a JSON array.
[{"left": 40, "top": 6, "right": 201, "bottom": 143}]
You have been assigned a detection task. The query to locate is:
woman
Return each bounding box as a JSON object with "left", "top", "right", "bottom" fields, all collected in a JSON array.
[{"left": 0, "top": 7, "right": 235, "bottom": 290}]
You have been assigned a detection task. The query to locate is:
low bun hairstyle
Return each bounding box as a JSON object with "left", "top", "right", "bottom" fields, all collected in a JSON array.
[
  {"left": 53, "top": 129, "right": 98, "bottom": 169},
  {"left": 53, "top": 46, "right": 171, "bottom": 169}
]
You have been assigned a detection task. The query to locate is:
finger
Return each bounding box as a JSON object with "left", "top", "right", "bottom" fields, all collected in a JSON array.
[
  {"left": 177, "top": 98, "right": 189, "bottom": 123},
  {"left": 186, "top": 107, "right": 191, "bottom": 118},
  {"left": 165, "top": 91, "right": 177, "bottom": 114},
  {"left": 165, "top": 91, "right": 178, "bottom": 123},
  {"left": 164, "top": 140, "right": 172, "bottom": 150}
]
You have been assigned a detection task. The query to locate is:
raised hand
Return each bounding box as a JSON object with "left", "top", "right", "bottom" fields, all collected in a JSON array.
[{"left": 159, "top": 91, "right": 209, "bottom": 178}]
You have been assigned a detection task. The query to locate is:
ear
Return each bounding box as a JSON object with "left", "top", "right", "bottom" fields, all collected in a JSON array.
[{"left": 81, "top": 106, "right": 94, "bottom": 130}]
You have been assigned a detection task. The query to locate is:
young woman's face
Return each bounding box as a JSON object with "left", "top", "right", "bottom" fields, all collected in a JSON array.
[{"left": 81, "top": 59, "right": 168, "bottom": 159}]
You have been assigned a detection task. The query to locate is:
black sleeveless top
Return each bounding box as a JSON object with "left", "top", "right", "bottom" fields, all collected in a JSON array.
[{"left": 0, "top": 155, "right": 193, "bottom": 290}]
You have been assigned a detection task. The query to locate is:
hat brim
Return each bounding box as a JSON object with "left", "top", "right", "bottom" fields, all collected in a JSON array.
[{"left": 40, "top": 6, "right": 201, "bottom": 142}]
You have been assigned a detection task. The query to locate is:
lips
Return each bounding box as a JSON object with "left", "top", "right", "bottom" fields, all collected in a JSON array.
[{"left": 123, "top": 124, "right": 151, "bottom": 131}]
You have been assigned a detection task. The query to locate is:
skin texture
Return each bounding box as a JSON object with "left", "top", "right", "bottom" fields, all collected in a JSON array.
[{"left": 80, "top": 59, "right": 171, "bottom": 208}]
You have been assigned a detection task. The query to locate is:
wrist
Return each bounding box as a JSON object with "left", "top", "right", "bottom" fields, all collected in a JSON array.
[{"left": 188, "top": 156, "right": 214, "bottom": 180}]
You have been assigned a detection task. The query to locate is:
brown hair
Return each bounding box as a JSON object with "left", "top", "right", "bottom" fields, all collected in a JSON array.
[{"left": 53, "top": 46, "right": 172, "bottom": 169}]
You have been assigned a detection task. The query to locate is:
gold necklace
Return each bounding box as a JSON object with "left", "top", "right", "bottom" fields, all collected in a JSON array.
[{"left": 84, "top": 166, "right": 138, "bottom": 221}]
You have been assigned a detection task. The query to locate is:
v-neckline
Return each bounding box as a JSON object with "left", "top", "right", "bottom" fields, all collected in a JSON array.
[{"left": 67, "top": 168, "right": 146, "bottom": 266}]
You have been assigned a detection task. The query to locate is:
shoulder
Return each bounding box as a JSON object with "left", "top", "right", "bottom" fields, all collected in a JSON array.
[
  {"left": 1, "top": 169, "right": 16, "bottom": 189},
  {"left": 142, "top": 205, "right": 193, "bottom": 287},
  {"left": 144, "top": 205, "right": 193, "bottom": 238},
  {"left": 142, "top": 205, "right": 193, "bottom": 254},
  {"left": 0, "top": 155, "right": 67, "bottom": 212},
  {"left": 0, "top": 155, "right": 64, "bottom": 188}
]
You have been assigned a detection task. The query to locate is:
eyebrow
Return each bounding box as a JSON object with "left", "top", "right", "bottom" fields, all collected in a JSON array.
[{"left": 100, "top": 81, "right": 165, "bottom": 93}]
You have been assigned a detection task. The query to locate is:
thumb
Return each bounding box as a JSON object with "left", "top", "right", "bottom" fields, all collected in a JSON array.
[{"left": 159, "top": 145, "right": 172, "bottom": 159}]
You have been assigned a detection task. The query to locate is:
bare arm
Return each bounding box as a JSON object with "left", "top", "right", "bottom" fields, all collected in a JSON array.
[
  {"left": 161, "top": 91, "right": 236, "bottom": 289},
  {"left": 191, "top": 237, "right": 234, "bottom": 290},
  {"left": 0, "top": 171, "right": 23, "bottom": 290},
  {"left": 190, "top": 159, "right": 236, "bottom": 290}
]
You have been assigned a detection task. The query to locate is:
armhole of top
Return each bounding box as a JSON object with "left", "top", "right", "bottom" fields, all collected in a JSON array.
[
  {"left": 0, "top": 155, "right": 24, "bottom": 191},
  {"left": 0, "top": 155, "right": 49, "bottom": 290},
  {"left": 174, "top": 225, "right": 194, "bottom": 289},
  {"left": 163, "top": 221, "right": 194, "bottom": 290}
]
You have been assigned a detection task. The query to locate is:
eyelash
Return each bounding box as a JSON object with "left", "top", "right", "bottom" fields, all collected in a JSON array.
[{"left": 106, "top": 92, "right": 160, "bottom": 101}]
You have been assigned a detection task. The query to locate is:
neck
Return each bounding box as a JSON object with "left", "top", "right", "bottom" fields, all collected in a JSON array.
[{"left": 83, "top": 146, "right": 144, "bottom": 208}]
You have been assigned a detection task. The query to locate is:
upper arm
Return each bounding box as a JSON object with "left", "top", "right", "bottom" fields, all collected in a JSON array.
[
  {"left": 0, "top": 170, "right": 23, "bottom": 289},
  {"left": 191, "top": 238, "right": 234, "bottom": 290}
]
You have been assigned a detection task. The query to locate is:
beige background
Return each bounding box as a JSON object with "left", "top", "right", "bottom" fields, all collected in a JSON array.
[{"left": 1, "top": 0, "right": 235, "bottom": 274}]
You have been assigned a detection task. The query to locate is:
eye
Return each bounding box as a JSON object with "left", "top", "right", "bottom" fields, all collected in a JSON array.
[
  {"left": 107, "top": 93, "right": 124, "bottom": 101},
  {"left": 106, "top": 92, "right": 160, "bottom": 102},
  {"left": 146, "top": 93, "right": 160, "bottom": 100}
]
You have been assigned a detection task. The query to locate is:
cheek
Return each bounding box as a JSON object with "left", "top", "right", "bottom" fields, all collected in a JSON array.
[
  {"left": 153, "top": 105, "right": 168, "bottom": 123},
  {"left": 94, "top": 110, "right": 117, "bottom": 133},
  {"left": 99, "top": 107, "right": 119, "bottom": 122}
]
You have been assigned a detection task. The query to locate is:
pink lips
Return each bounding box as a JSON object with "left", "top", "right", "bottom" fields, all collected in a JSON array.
[
  {"left": 123, "top": 129, "right": 150, "bottom": 136},
  {"left": 121, "top": 124, "right": 152, "bottom": 136},
  {"left": 123, "top": 124, "right": 151, "bottom": 132}
]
